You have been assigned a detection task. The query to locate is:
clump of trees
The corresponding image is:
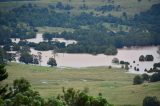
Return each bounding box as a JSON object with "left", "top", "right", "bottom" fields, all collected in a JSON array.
[
  {"left": 119, "top": 61, "right": 130, "bottom": 70},
  {"left": 18, "top": 46, "right": 39, "bottom": 65},
  {"left": 139, "top": 55, "right": 154, "bottom": 62},
  {"left": 145, "top": 62, "right": 160, "bottom": 73},
  {"left": 112, "top": 58, "right": 119, "bottom": 64},
  {"left": 133, "top": 72, "right": 160, "bottom": 85}
]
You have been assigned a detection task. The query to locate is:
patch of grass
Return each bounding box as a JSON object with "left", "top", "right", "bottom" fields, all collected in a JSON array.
[
  {"left": 4, "top": 62, "right": 160, "bottom": 106},
  {"left": 36, "top": 26, "right": 74, "bottom": 33}
]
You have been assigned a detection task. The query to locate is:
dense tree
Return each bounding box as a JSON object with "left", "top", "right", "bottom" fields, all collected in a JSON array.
[
  {"left": 145, "top": 55, "right": 154, "bottom": 61},
  {"left": 19, "top": 52, "right": 33, "bottom": 64}
]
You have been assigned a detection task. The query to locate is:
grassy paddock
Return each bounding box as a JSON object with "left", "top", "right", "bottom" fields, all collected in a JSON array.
[
  {"left": 36, "top": 26, "right": 74, "bottom": 33},
  {"left": 4, "top": 63, "right": 160, "bottom": 106}
]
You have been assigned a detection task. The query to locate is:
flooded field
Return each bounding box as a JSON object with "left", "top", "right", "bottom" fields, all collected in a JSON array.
[
  {"left": 11, "top": 33, "right": 77, "bottom": 46},
  {"left": 10, "top": 33, "right": 160, "bottom": 74}
]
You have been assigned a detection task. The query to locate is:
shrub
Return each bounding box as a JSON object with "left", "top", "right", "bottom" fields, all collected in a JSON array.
[
  {"left": 125, "top": 64, "right": 129, "bottom": 70},
  {"left": 112, "top": 58, "right": 119, "bottom": 64},
  {"left": 150, "top": 72, "right": 160, "bottom": 82},
  {"left": 143, "top": 96, "right": 160, "bottom": 106},
  {"left": 142, "top": 73, "right": 149, "bottom": 81},
  {"left": 108, "top": 66, "right": 112, "bottom": 69},
  {"left": 133, "top": 75, "right": 143, "bottom": 85},
  {"left": 120, "top": 61, "right": 125, "bottom": 64}
]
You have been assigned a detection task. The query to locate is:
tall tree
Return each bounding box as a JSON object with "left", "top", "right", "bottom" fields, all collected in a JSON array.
[
  {"left": 37, "top": 52, "right": 42, "bottom": 66},
  {"left": 0, "top": 64, "right": 10, "bottom": 99},
  {"left": 0, "top": 64, "right": 8, "bottom": 82},
  {"left": 157, "top": 46, "right": 160, "bottom": 57}
]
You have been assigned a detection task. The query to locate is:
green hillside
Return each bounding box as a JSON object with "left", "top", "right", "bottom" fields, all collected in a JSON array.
[{"left": 0, "top": 0, "right": 160, "bottom": 17}]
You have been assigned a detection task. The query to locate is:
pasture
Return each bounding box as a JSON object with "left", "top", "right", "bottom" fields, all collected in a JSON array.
[{"left": 4, "top": 63, "right": 160, "bottom": 106}]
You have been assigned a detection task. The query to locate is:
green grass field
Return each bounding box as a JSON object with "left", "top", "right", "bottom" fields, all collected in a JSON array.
[
  {"left": 4, "top": 63, "right": 160, "bottom": 106},
  {"left": 36, "top": 26, "right": 74, "bottom": 33}
]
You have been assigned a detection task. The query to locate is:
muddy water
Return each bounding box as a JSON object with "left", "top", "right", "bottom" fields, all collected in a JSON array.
[
  {"left": 11, "top": 33, "right": 77, "bottom": 46},
  {"left": 29, "top": 46, "right": 159, "bottom": 74}
]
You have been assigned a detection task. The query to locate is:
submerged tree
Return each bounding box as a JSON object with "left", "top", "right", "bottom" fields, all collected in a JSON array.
[
  {"left": 37, "top": 52, "right": 42, "bottom": 66},
  {"left": 139, "top": 55, "right": 145, "bottom": 61},
  {"left": 47, "top": 58, "right": 57, "bottom": 67}
]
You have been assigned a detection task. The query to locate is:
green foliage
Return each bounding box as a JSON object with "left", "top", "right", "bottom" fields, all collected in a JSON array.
[
  {"left": 55, "top": 88, "right": 112, "bottom": 106},
  {"left": 1, "top": 77, "right": 112, "bottom": 106},
  {"left": 13, "top": 78, "right": 31, "bottom": 93},
  {"left": 3, "top": 90, "right": 45, "bottom": 106},
  {"left": 45, "top": 97, "right": 64, "bottom": 106},
  {"left": 143, "top": 96, "right": 160, "bottom": 106},
  {"left": 47, "top": 58, "right": 57, "bottom": 67},
  {"left": 133, "top": 75, "right": 143, "bottom": 85}
]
